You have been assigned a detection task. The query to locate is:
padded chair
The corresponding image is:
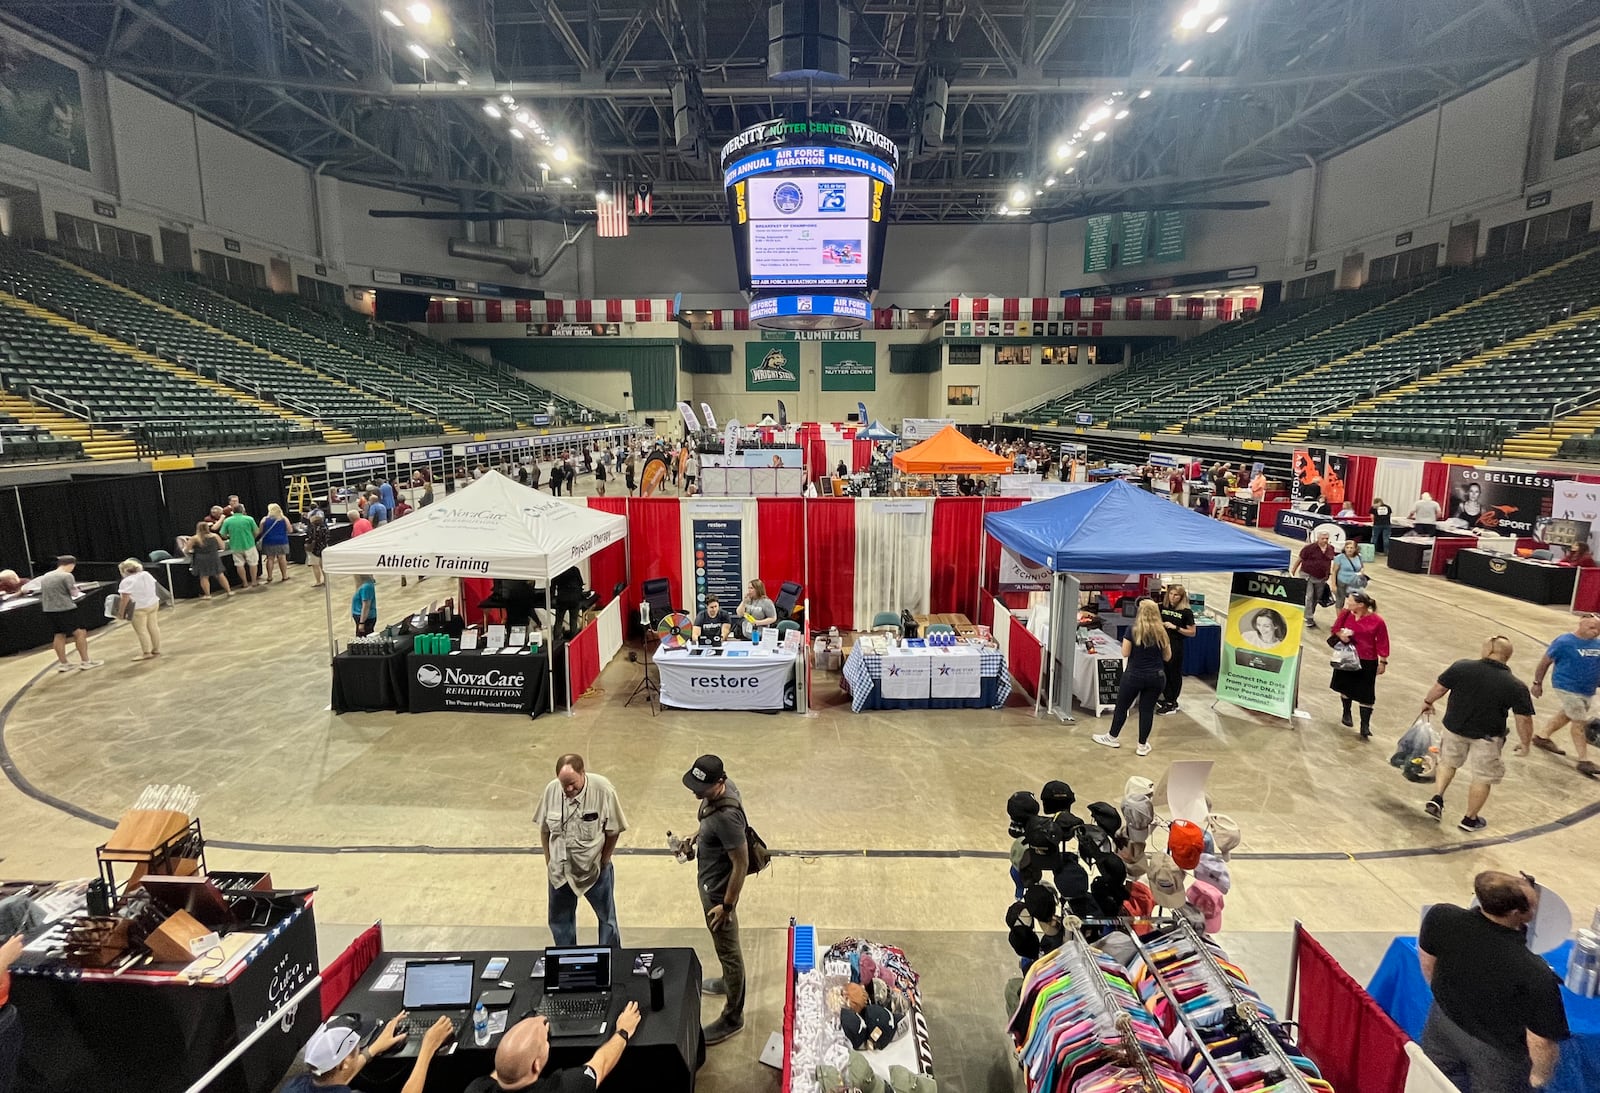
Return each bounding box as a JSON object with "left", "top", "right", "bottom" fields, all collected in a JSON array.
[
  {"left": 776, "top": 619, "right": 801, "bottom": 641},
  {"left": 641, "top": 578, "right": 675, "bottom": 628},
  {"left": 871, "top": 610, "right": 901, "bottom": 636},
  {"left": 775, "top": 580, "right": 804, "bottom": 621},
  {"left": 147, "top": 549, "right": 173, "bottom": 563}
]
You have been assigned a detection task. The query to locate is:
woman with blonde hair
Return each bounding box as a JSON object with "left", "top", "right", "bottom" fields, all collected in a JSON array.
[
  {"left": 1094, "top": 598, "right": 1172, "bottom": 756},
  {"left": 117, "top": 558, "right": 163, "bottom": 661},
  {"left": 1157, "top": 584, "right": 1197, "bottom": 715},
  {"left": 257, "top": 502, "right": 292, "bottom": 584}
]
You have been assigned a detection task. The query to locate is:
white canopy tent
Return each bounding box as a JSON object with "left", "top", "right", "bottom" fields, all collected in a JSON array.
[{"left": 320, "top": 471, "right": 628, "bottom": 711}]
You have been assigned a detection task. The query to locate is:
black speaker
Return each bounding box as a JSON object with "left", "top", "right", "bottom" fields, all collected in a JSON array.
[
  {"left": 649, "top": 965, "right": 666, "bottom": 1011},
  {"left": 768, "top": 0, "right": 851, "bottom": 81}
]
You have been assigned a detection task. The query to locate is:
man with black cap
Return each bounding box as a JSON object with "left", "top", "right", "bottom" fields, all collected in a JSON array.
[{"left": 680, "top": 754, "right": 749, "bottom": 1045}]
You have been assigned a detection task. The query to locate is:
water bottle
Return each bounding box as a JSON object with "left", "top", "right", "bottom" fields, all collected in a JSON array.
[{"left": 472, "top": 1000, "right": 490, "bottom": 1046}]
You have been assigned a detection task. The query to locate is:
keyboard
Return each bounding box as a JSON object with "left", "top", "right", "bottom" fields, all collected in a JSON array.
[
  {"left": 539, "top": 994, "right": 608, "bottom": 1020},
  {"left": 396, "top": 1012, "right": 461, "bottom": 1037}
]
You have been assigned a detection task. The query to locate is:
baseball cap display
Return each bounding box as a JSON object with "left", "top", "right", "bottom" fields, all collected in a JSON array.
[
  {"left": 1146, "top": 852, "right": 1188, "bottom": 909},
  {"left": 1024, "top": 883, "right": 1059, "bottom": 923},
  {"left": 1186, "top": 878, "right": 1226, "bottom": 934},
  {"left": 1167, "top": 819, "right": 1205, "bottom": 871},
  {"left": 860, "top": 1003, "right": 898, "bottom": 1048},
  {"left": 1121, "top": 777, "right": 1156, "bottom": 842},
  {"left": 1040, "top": 779, "right": 1075, "bottom": 814},
  {"left": 1206, "top": 813, "right": 1241, "bottom": 859},
  {"left": 1007, "top": 791, "right": 1040, "bottom": 835},
  {"left": 682, "top": 754, "right": 726, "bottom": 792},
  {"left": 304, "top": 1023, "right": 362, "bottom": 1076},
  {"left": 1193, "top": 853, "right": 1232, "bottom": 894},
  {"left": 1087, "top": 801, "right": 1122, "bottom": 836}
]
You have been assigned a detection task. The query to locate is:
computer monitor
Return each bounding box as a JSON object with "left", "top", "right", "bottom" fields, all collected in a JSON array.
[
  {"left": 402, "top": 959, "right": 475, "bottom": 1008},
  {"left": 1481, "top": 538, "right": 1517, "bottom": 555},
  {"left": 544, "top": 946, "right": 612, "bottom": 992}
]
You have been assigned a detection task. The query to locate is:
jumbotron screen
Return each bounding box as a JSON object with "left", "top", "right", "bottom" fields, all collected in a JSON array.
[{"left": 721, "top": 119, "right": 896, "bottom": 294}]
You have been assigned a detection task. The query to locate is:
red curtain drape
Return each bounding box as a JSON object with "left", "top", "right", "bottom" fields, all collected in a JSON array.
[
  {"left": 459, "top": 577, "right": 495, "bottom": 626},
  {"left": 1344, "top": 454, "right": 1377, "bottom": 514},
  {"left": 758, "top": 498, "right": 807, "bottom": 610},
  {"left": 851, "top": 438, "right": 872, "bottom": 471},
  {"left": 1009, "top": 616, "right": 1042, "bottom": 699},
  {"left": 320, "top": 923, "right": 383, "bottom": 1019},
  {"left": 1421, "top": 461, "right": 1451, "bottom": 503},
  {"left": 567, "top": 623, "right": 601, "bottom": 701},
  {"left": 982, "top": 497, "right": 1027, "bottom": 600},
  {"left": 1293, "top": 924, "right": 1411, "bottom": 1093},
  {"left": 804, "top": 498, "right": 856, "bottom": 632},
  {"left": 588, "top": 497, "right": 629, "bottom": 613},
  {"left": 627, "top": 498, "right": 685, "bottom": 613},
  {"left": 931, "top": 498, "right": 985, "bottom": 619}
]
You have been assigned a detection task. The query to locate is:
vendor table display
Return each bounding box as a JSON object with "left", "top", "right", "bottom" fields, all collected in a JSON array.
[
  {"left": 1453, "top": 548, "right": 1579, "bottom": 606},
  {"left": 0, "top": 581, "right": 114, "bottom": 656},
  {"left": 9, "top": 884, "right": 318, "bottom": 1093},
  {"left": 1385, "top": 536, "right": 1431, "bottom": 574},
  {"left": 330, "top": 645, "right": 411, "bottom": 712},
  {"left": 1071, "top": 629, "right": 1125, "bottom": 716},
  {"left": 841, "top": 636, "right": 1009, "bottom": 711},
  {"left": 1368, "top": 935, "right": 1598, "bottom": 1093},
  {"left": 656, "top": 639, "right": 799, "bottom": 711},
  {"left": 1103, "top": 616, "right": 1221, "bottom": 677},
  {"left": 407, "top": 647, "right": 551, "bottom": 715},
  {"left": 342, "top": 948, "right": 704, "bottom": 1093}
]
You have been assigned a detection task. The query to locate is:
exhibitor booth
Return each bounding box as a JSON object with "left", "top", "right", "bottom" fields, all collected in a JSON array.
[
  {"left": 984, "top": 481, "right": 1290, "bottom": 720},
  {"left": 321, "top": 471, "right": 627, "bottom": 715}
]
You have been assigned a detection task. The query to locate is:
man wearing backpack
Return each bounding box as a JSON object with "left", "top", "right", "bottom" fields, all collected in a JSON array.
[{"left": 682, "top": 754, "right": 749, "bottom": 1045}]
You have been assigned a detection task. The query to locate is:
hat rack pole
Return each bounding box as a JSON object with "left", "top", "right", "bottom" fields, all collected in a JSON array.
[{"left": 1116, "top": 1013, "right": 1163, "bottom": 1093}]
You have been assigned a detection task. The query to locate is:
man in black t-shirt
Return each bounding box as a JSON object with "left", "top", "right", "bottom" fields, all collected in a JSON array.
[
  {"left": 693, "top": 597, "right": 729, "bottom": 641},
  {"left": 464, "top": 1003, "right": 642, "bottom": 1093},
  {"left": 680, "top": 754, "right": 749, "bottom": 1045},
  {"left": 1420, "top": 636, "right": 1536, "bottom": 832},
  {"left": 1419, "top": 871, "right": 1568, "bottom": 1091}
]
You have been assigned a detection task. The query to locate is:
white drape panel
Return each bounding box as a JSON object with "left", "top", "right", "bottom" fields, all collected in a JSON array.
[
  {"left": 1403, "top": 1042, "right": 1463, "bottom": 1093},
  {"left": 597, "top": 598, "right": 623, "bottom": 665},
  {"left": 992, "top": 596, "right": 1013, "bottom": 661},
  {"left": 1373, "top": 458, "right": 1425, "bottom": 512},
  {"left": 853, "top": 499, "right": 932, "bottom": 628}
]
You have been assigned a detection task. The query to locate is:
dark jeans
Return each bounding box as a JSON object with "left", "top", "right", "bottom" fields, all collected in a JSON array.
[
  {"left": 548, "top": 862, "right": 620, "bottom": 948},
  {"left": 1109, "top": 670, "right": 1165, "bottom": 744},
  {"left": 698, "top": 884, "right": 745, "bottom": 1023},
  {"left": 555, "top": 602, "right": 581, "bottom": 641},
  {"left": 1161, "top": 654, "right": 1184, "bottom": 705},
  {"left": 1422, "top": 1004, "right": 1532, "bottom": 1093},
  {"left": 0, "top": 1005, "right": 18, "bottom": 1093},
  {"left": 1372, "top": 524, "right": 1391, "bottom": 553}
]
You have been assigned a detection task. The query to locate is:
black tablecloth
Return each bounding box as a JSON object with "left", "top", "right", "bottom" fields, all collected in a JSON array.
[
  {"left": 331, "top": 647, "right": 412, "bottom": 712},
  {"left": 10, "top": 899, "right": 319, "bottom": 1093},
  {"left": 407, "top": 649, "right": 553, "bottom": 716},
  {"left": 0, "top": 582, "right": 115, "bottom": 657},
  {"left": 1386, "top": 538, "right": 1430, "bottom": 574},
  {"left": 344, "top": 948, "right": 704, "bottom": 1093},
  {"left": 288, "top": 521, "right": 353, "bottom": 566},
  {"left": 1454, "top": 548, "right": 1579, "bottom": 606}
]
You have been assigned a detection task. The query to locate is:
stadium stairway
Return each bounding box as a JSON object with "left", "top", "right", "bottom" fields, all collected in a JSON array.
[
  {"left": 1504, "top": 406, "right": 1600, "bottom": 462},
  {"left": 0, "top": 390, "right": 135, "bottom": 460},
  {"left": 1280, "top": 301, "right": 1600, "bottom": 447},
  {"left": 0, "top": 293, "right": 353, "bottom": 448},
  {"left": 40, "top": 254, "right": 444, "bottom": 441}
]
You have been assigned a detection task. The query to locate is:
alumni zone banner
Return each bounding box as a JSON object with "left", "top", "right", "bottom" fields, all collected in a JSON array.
[{"left": 1215, "top": 572, "right": 1306, "bottom": 719}]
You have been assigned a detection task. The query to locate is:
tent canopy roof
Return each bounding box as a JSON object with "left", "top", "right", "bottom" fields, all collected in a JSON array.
[
  {"left": 892, "top": 425, "right": 1012, "bottom": 474},
  {"left": 983, "top": 480, "right": 1291, "bottom": 573},
  {"left": 858, "top": 419, "right": 898, "bottom": 440},
  {"left": 320, "top": 470, "right": 626, "bottom": 581}
]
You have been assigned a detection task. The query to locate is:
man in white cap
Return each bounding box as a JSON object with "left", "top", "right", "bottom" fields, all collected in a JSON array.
[{"left": 286, "top": 1012, "right": 454, "bottom": 1093}]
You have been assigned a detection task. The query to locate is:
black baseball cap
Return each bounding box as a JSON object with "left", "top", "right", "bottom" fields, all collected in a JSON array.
[
  {"left": 1040, "top": 780, "right": 1075, "bottom": 814},
  {"left": 1087, "top": 801, "right": 1122, "bottom": 837},
  {"left": 682, "top": 754, "right": 726, "bottom": 792}
]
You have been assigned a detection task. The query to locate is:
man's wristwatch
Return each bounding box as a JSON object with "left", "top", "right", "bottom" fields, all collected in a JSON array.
[{"left": 616, "top": 1027, "right": 632, "bottom": 1042}]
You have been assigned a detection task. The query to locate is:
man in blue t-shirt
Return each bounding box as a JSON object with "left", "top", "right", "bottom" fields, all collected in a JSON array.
[
  {"left": 365, "top": 491, "right": 389, "bottom": 526},
  {"left": 1530, "top": 613, "right": 1600, "bottom": 776}
]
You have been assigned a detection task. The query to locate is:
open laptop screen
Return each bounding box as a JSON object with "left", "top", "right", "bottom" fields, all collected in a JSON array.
[
  {"left": 402, "top": 960, "right": 475, "bottom": 1008},
  {"left": 547, "top": 947, "right": 611, "bottom": 992}
]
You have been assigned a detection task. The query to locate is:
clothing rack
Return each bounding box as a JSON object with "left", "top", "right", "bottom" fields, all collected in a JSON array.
[
  {"left": 1063, "top": 927, "right": 1161, "bottom": 1093},
  {"left": 1118, "top": 923, "right": 1237, "bottom": 1093}
]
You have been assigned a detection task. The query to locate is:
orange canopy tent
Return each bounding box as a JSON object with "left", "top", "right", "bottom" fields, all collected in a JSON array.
[{"left": 891, "top": 425, "right": 1013, "bottom": 475}]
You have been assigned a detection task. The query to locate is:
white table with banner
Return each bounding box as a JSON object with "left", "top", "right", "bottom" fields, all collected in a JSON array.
[
  {"left": 1070, "top": 629, "right": 1125, "bottom": 716},
  {"left": 841, "top": 641, "right": 1011, "bottom": 712},
  {"left": 655, "top": 640, "right": 801, "bottom": 711}
]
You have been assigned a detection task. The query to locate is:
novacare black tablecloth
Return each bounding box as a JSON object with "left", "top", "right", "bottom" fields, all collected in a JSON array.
[
  {"left": 406, "top": 648, "right": 552, "bottom": 715},
  {"left": 0, "top": 582, "right": 115, "bottom": 657},
  {"left": 331, "top": 647, "right": 412, "bottom": 712},
  {"left": 1454, "top": 548, "right": 1579, "bottom": 606},
  {"left": 10, "top": 898, "right": 319, "bottom": 1093},
  {"left": 342, "top": 947, "right": 704, "bottom": 1093}
]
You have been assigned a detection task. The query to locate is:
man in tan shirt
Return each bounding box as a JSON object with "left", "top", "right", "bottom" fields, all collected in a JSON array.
[{"left": 535, "top": 753, "right": 627, "bottom": 946}]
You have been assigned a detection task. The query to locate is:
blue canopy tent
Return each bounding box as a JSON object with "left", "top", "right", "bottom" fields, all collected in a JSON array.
[
  {"left": 983, "top": 480, "right": 1292, "bottom": 720},
  {"left": 858, "top": 419, "right": 898, "bottom": 440}
]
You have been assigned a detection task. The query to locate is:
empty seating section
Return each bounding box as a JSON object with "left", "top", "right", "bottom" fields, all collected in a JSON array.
[
  {"left": 1208, "top": 246, "right": 1600, "bottom": 442},
  {"left": 0, "top": 413, "right": 81, "bottom": 461},
  {"left": 0, "top": 299, "right": 315, "bottom": 451}
]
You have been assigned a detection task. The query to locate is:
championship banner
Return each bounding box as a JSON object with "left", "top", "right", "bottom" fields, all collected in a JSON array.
[
  {"left": 1446, "top": 466, "right": 1564, "bottom": 535},
  {"left": 1215, "top": 572, "right": 1306, "bottom": 719},
  {"left": 998, "top": 547, "right": 1052, "bottom": 592},
  {"left": 700, "top": 402, "right": 718, "bottom": 431},
  {"left": 677, "top": 400, "right": 703, "bottom": 433}
]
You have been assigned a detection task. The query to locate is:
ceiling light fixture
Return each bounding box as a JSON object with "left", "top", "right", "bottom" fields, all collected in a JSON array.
[
  {"left": 406, "top": 2, "right": 432, "bottom": 24},
  {"left": 509, "top": 127, "right": 524, "bottom": 139},
  {"left": 1065, "top": 166, "right": 1076, "bottom": 174},
  {"left": 1076, "top": 149, "right": 1087, "bottom": 158},
  {"left": 1045, "top": 176, "right": 1057, "bottom": 186},
  {"left": 1092, "top": 130, "right": 1108, "bottom": 142},
  {"left": 1176, "top": 58, "right": 1194, "bottom": 72},
  {"left": 500, "top": 94, "right": 516, "bottom": 105},
  {"left": 1087, "top": 106, "right": 1111, "bottom": 125},
  {"left": 483, "top": 103, "right": 501, "bottom": 118},
  {"left": 596, "top": 189, "right": 610, "bottom": 202},
  {"left": 1114, "top": 109, "right": 1130, "bottom": 120},
  {"left": 997, "top": 203, "right": 1009, "bottom": 215},
  {"left": 1197, "top": 0, "right": 1219, "bottom": 12},
  {"left": 560, "top": 175, "right": 574, "bottom": 185},
  {"left": 1011, "top": 186, "right": 1028, "bottom": 204},
  {"left": 1206, "top": 16, "right": 1228, "bottom": 32},
  {"left": 553, "top": 145, "right": 570, "bottom": 161},
  {"left": 1055, "top": 144, "right": 1070, "bottom": 159},
  {"left": 1138, "top": 88, "right": 1153, "bottom": 99},
  {"left": 405, "top": 41, "right": 429, "bottom": 59},
  {"left": 455, "top": 76, "right": 469, "bottom": 86},
  {"left": 1179, "top": 9, "right": 1202, "bottom": 29},
  {"left": 380, "top": 9, "right": 405, "bottom": 27}
]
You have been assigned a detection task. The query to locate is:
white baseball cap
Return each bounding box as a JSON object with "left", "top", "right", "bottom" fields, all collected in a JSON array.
[{"left": 304, "top": 1024, "right": 361, "bottom": 1075}]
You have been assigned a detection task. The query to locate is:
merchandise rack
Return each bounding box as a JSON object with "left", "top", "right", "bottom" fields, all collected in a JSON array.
[{"left": 1063, "top": 927, "right": 1166, "bottom": 1093}]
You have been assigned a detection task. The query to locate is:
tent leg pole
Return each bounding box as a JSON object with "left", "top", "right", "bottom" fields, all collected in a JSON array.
[
  {"left": 547, "top": 585, "right": 557, "bottom": 715},
  {"left": 324, "top": 579, "right": 336, "bottom": 660}
]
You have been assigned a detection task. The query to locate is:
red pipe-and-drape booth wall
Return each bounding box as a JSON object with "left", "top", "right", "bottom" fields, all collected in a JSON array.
[
  {"left": 1343, "top": 454, "right": 1377, "bottom": 515},
  {"left": 982, "top": 497, "right": 1029, "bottom": 615},
  {"left": 627, "top": 498, "right": 685, "bottom": 613},
  {"left": 851, "top": 438, "right": 873, "bottom": 472},
  {"left": 804, "top": 499, "right": 857, "bottom": 632},
  {"left": 930, "top": 498, "right": 986, "bottom": 620},
  {"left": 587, "top": 496, "right": 629, "bottom": 612},
  {"left": 1421, "top": 460, "right": 1452, "bottom": 503},
  {"left": 757, "top": 498, "right": 807, "bottom": 609}
]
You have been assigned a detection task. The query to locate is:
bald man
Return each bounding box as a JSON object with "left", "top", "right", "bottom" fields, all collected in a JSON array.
[
  {"left": 1420, "top": 636, "right": 1536, "bottom": 833},
  {"left": 464, "top": 1002, "right": 642, "bottom": 1093}
]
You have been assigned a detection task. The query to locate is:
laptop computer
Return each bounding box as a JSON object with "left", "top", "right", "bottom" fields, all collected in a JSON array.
[
  {"left": 535, "top": 946, "right": 614, "bottom": 1038},
  {"left": 389, "top": 959, "right": 474, "bottom": 1049}
]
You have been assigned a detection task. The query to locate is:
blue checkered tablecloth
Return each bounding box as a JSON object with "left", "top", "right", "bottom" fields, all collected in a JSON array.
[{"left": 842, "top": 644, "right": 1011, "bottom": 713}]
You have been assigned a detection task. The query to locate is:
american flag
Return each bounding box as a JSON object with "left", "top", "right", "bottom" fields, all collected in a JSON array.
[{"left": 597, "top": 180, "right": 629, "bottom": 237}]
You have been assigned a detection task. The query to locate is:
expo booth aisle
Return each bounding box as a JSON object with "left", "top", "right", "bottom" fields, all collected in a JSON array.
[
  {"left": 984, "top": 481, "right": 1291, "bottom": 720},
  {"left": 320, "top": 471, "right": 627, "bottom": 716}
]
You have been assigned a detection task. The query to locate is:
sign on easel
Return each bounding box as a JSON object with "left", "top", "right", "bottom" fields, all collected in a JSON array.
[{"left": 1214, "top": 572, "right": 1305, "bottom": 720}]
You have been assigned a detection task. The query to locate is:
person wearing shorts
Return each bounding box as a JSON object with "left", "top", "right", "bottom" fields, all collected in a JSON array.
[
  {"left": 1530, "top": 613, "right": 1600, "bottom": 777},
  {"left": 1421, "top": 636, "right": 1536, "bottom": 833},
  {"left": 218, "top": 504, "right": 260, "bottom": 590}
]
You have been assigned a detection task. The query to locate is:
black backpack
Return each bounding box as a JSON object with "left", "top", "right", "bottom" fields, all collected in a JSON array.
[{"left": 709, "top": 797, "right": 772, "bottom": 875}]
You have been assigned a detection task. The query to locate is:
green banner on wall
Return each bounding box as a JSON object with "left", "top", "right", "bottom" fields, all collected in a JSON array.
[
  {"left": 745, "top": 342, "right": 800, "bottom": 391},
  {"left": 1119, "top": 211, "right": 1151, "bottom": 267},
  {"left": 820, "top": 342, "right": 876, "bottom": 391},
  {"left": 1083, "top": 214, "right": 1116, "bottom": 273},
  {"left": 1154, "top": 210, "right": 1187, "bottom": 262},
  {"left": 0, "top": 29, "right": 91, "bottom": 170}
]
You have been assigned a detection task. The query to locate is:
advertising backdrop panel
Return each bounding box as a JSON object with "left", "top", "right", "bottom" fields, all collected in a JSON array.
[
  {"left": 1445, "top": 466, "right": 1563, "bottom": 535},
  {"left": 1215, "top": 572, "right": 1306, "bottom": 719}
]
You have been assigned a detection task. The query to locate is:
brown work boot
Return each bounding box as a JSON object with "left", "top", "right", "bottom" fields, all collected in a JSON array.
[
  {"left": 1532, "top": 735, "right": 1566, "bottom": 755},
  {"left": 1576, "top": 760, "right": 1599, "bottom": 778}
]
